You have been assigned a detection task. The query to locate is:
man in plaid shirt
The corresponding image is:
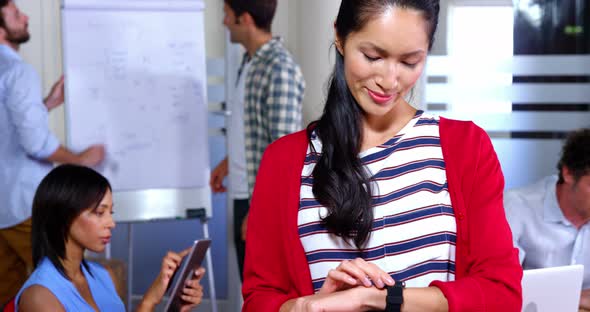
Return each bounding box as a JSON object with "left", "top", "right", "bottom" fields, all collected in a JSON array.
[
  {"left": 243, "top": 36, "right": 305, "bottom": 196},
  {"left": 213, "top": 0, "right": 304, "bottom": 279}
]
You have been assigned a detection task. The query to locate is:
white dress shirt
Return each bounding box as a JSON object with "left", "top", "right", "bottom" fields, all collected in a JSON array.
[
  {"left": 225, "top": 55, "right": 250, "bottom": 200},
  {"left": 505, "top": 175, "right": 589, "bottom": 289},
  {"left": 0, "top": 44, "right": 58, "bottom": 228}
]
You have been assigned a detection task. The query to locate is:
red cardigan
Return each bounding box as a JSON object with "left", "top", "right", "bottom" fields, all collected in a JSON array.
[{"left": 242, "top": 118, "right": 523, "bottom": 311}]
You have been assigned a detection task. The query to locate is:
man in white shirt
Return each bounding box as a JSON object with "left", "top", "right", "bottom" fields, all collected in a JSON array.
[
  {"left": 505, "top": 128, "right": 590, "bottom": 311},
  {"left": 211, "top": 0, "right": 304, "bottom": 282},
  {"left": 209, "top": 50, "right": 250, "bottom": 280},
  {"left": 0, "top": 0, "right": 104, "bottom": 304}
]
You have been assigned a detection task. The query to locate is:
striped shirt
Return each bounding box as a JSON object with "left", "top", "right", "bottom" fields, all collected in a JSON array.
[
  {"left": 298, "top": 111, "right": 456, "bottom": 292},
  {"left": 244, "top": 37, "right": 305, "bottom": 195}
]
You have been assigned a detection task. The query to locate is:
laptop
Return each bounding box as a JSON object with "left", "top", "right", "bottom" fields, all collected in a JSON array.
[{"left": 521, "top": 265, "right": 584, "bottom": 312}]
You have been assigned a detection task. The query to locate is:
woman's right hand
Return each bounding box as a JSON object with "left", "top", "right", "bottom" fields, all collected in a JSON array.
[
  {"left": 318, "top": 258, "right": 394, "bottom": 294},
  {"left": 139, "top": 248, "right": 197, "bottom": 311}
]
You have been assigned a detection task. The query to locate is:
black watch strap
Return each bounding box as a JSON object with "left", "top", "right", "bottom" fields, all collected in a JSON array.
[{"left": 385, "top": 281, "right": 405, "bottom": 312}]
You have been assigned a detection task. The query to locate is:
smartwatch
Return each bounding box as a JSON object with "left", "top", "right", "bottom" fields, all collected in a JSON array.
[{"left": 385, "top": 280, "right": 405, "bottom": 312}]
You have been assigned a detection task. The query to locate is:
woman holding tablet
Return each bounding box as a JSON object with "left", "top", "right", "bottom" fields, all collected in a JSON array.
[{"left": 16, "top": 164, "right": 204, "bottom": 312}]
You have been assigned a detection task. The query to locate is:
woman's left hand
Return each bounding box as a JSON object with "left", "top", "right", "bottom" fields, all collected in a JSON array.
[
  {"left": 140, "top": 248, "right": 205, "bottom": 310},
  {"left": 178, "top": 267, "right": 205, "bottom": 312}
]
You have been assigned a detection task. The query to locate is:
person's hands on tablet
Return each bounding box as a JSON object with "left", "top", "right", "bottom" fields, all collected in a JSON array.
[
  {"left": 174, "top": 267, "right": 205, "bottom": 312},
  {"left": 138, "top": 248, "right": 205, "bottom": 311}
]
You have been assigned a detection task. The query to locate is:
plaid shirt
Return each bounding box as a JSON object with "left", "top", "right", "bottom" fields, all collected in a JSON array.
[{"left": 243, "top": 37, "right": 305, "bottom": 195}]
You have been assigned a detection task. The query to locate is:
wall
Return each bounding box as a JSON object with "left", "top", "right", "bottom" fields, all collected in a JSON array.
[
  {"left": 16, "top": 0, "right": 63, "bottom": 139},
  {"left": 294, "top": 0, "right": 341, "bottom": 124},
  {"left": 270, "top": 0, "right": 342, "bottom": 125}
]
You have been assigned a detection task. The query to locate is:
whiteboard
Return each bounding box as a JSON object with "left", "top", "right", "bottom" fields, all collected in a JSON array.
[{"left": 62, "top": 0, "right": 212, "bottom": 220}]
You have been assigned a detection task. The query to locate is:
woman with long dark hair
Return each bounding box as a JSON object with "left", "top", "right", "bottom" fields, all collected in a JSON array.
[
  {"left": 16, "top": 164, "right": 204, "bottom": 312},
  {"left": 242, "top": 1, "right": 522, "bottom": 311}
]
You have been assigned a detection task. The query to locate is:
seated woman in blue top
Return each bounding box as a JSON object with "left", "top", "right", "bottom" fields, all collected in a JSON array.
[{"left": 16, "top": 164, "right": 205, "bottom": 312}]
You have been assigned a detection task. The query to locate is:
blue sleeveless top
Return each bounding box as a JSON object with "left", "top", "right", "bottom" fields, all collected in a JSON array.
[{"left": 15, "top": 257, "right": 125, "bottom": 311}]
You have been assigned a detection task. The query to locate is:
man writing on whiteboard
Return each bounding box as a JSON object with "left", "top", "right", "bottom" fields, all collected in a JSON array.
[
  {"left": 0, "top": 0, "right": 105, "bottom": 305},
  {"left": 210, "top": 0, "right": 305, "bottom": 281}
]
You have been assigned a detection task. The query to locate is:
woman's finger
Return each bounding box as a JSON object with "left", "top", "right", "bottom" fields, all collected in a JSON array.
[
  {"left": 327, "top": 268, "right": 358, "bottom": 286},
  {"left": 162, "top": 257, "right": 177, "bottom": 269},
  {"left": 179, "top": 301, "right": 201, "bottom": 312},
  {"left": 164, "top": 251, "right": 183, "bottom": 265},
  {"left": 338, "top": 259, "right": 373, "bottom": 287},
  {"left": 181, "top": 292, "right": 203, "bottom": 304},
  {"left": 193, "top": 267, "right": 206, "bottom": 281},
  {"left": 182, "top": 286, "right": 203, "bottom": 297},
  {"left": 350, "top": 258, "right": 391, "bottom": 288},
  {"left": 178, "top": 247, "right": 192, "bottom": 258}
]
